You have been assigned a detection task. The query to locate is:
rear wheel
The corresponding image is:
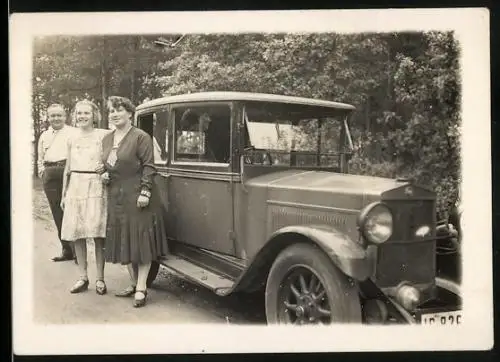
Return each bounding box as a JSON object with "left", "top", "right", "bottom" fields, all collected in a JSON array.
[{"left": 265, "top": 243, "right": 362, "bottom": 325}]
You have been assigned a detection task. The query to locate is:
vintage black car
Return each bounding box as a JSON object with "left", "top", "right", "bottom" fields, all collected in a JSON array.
[{"left": 137, "top": 91, "right": 462, "bottom": 325}]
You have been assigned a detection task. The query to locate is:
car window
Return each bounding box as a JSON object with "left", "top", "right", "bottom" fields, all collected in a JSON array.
[
  {"left": 137, "top": 109, "right": 169, "bottom": 165},
  {"left": 153, "top": 110, "right": 169, "bottom": 165},
  {"left": 173, "top": 104, "right": 231, "bottom": 164}
]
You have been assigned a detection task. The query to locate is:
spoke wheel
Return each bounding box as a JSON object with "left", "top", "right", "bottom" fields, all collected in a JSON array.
[
  {"left": 279, "top": 267, "right": 331, "bottom": 325},
  {"left": 265, "top": 243, "right": 362, "bottom": 325}
]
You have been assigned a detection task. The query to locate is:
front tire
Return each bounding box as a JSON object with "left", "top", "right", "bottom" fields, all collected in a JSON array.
[{"left": 265, "top": 243, "right": 362, "bottom": 325}]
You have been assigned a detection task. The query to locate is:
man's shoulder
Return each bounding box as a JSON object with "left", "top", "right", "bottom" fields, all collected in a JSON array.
[{"left": 39, "top": 128, "right": 51, "bottom": 139}]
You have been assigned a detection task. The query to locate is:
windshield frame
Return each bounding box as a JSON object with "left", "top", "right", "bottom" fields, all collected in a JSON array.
[{"left": 242, "top": 102, "right": 354, "bottom": 171}]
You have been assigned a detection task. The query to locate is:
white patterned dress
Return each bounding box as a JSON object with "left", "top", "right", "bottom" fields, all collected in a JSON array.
[{"left": 61, "top": 128, "right": 111, "bottom": 241}]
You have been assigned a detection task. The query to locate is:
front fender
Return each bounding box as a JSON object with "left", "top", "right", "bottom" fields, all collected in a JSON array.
[{"left": 269, "top": 224, "right": 372, "bottom": 281}]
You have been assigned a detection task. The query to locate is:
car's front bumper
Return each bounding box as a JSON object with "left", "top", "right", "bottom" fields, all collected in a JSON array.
[{"left": 391, "top": 278, "right": 462, "bottom": 325}]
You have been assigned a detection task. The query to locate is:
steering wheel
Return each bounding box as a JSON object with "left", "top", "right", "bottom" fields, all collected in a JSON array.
[
  {"left": 243, "top": 146, "right": 274, "bottom": 165},
  {"left": 262, "top": 151, "right": 273, "bottom": 165},
  {"left": 243, "top": 146, "right": 255, "bottom": 164}
]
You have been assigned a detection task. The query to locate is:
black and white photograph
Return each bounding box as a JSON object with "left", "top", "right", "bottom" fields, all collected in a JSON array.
[{"left": 10, "top": 8, "right": 492, "bottom": 355}]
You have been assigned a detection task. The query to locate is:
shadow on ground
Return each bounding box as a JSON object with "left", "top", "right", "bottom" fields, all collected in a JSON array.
[{"left": 152, "top": 268, "right": 267, "bottom": 325}]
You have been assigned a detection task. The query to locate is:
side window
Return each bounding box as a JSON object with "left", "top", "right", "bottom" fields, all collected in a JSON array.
[
  {"left": 137, "top": 110, "right": 169, "bottom": 165},
  {"left": 153, "top": 110, "right": 169, "bottom": 165},
  {"left": 173, "top": 104, "right": 231, "bottom": 164}
]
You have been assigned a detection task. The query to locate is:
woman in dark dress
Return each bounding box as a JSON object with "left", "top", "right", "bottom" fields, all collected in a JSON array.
[{"left": 101, "top": 96, "right": 169, "bottom": 308}]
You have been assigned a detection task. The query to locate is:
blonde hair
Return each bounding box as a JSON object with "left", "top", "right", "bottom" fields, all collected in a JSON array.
[{"left": 71, "top": 100, "right": 102, "bottom": 127}]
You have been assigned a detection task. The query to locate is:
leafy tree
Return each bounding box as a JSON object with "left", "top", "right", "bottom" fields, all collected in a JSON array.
[
  {"left": 31, "top": 34, "right": 165, "bottom": 174},
  {"left": 349, "top": 31, "right": 460, "bottom": 219},
  {"left": 150, "top": 32, "right": 460, "bottom": 217},
  {"left": 31, "top": 32, "right": 461, "bottom": 218}
]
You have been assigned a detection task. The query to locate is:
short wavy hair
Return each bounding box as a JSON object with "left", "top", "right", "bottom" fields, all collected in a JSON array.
[
  {"left": 107, "top": 96, "right": 136, "bottom": 117},
  {"left": 71, "top": 100, "right": 102, "bottom": 127},
  {"left": 46, "top": 103, "right": 67, "bottom": 115}
]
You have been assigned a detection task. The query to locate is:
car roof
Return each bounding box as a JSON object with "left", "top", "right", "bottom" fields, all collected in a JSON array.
[{"left": 135, "top": 91, "right": 356, "bottom": 111}]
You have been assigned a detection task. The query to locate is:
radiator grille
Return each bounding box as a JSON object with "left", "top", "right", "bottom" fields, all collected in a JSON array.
[
  {"left": 375, "top": 241, "right": 435, "bottom": 287},
  {"left": 386, "top": 200, "right": 435, "bottom": 242}
]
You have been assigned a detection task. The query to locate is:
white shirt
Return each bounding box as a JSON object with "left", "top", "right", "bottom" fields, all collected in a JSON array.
[{"left": 37, "top": 125, "right": 77, "bottom": 175}]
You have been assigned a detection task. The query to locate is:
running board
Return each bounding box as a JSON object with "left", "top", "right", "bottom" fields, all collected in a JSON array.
[{"left": 159, "top": 255, "right": 235, "bottom": 296}]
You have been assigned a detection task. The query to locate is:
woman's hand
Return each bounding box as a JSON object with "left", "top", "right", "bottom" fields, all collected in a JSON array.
[
  {"left": 101, "top": 171, "right": 111, "bottom": 185},
  {"left": 137, "top": 194, "right": 150, "bottom": 208},
  {"left": 95, "top": 164, "right": 106, "bottom": 174}
]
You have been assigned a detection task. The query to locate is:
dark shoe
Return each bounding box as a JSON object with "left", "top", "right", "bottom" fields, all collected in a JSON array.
[
  {"left": 115, "top": 285, "right": 136, "bottom": 297},
  {"left": 133, "top": 290, "right": 148, "bottom": 308},
  {"left": 96, "top": 280, "right": 107, "bottom": 295},
  {"left": 70, "top": 279, "right": 89, "bottom": 294},
  {"left": 52, "top": 253, "right": 75, "bottom": 262}
]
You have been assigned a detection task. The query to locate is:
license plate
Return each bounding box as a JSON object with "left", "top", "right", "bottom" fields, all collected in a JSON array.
[{"left": 421, "top": 311, "right": 462, "bottom": 325}]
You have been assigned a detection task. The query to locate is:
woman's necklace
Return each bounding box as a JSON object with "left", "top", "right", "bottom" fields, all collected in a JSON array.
[
  {"left": 113, "top": 125, "right": 132, "bottom": 149},
  {"left": 107, "top": 126, "right": 130, "bottom": 167},
  {"left": 79, "top": 129, "right": 94, "bottom": 139},
  {"left": 107, "top": 125, "right": 132, "bottom": 167}
]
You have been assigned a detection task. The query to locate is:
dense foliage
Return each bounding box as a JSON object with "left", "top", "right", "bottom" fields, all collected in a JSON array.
[{"left": 32, "top": 32, "right": 460, "bottom": 218}]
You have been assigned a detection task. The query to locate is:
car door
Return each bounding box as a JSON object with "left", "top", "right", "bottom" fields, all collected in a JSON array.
[
  {"left": 136, "top": 108, "right": 173, "bottom": 232},
  {"left": 167, "top": 102, "right": 236, "bottom": 256}
]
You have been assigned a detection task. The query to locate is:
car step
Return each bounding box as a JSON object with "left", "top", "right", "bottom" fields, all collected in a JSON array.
[{"left": 159, "top": 255, "right": 235, "bottom": 294}]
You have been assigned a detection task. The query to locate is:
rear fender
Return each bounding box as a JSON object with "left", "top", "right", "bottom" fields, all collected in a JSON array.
[{"left": 271, "top": 225, "right": 372, "bottom": 281}]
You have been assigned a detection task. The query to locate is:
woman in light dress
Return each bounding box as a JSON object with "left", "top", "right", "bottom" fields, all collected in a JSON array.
[{"left": 60, "top": 100, "right": 111, "bottom": 295}]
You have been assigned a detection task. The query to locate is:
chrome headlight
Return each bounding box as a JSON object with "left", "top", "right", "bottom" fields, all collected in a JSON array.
[{"left": 358, "top": 202, "right": 393, "bottom": 244}]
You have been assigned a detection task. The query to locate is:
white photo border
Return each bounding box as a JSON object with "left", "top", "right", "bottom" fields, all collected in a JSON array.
[{"left": 10, "top": 8, "right": 492, "bottom": 355}]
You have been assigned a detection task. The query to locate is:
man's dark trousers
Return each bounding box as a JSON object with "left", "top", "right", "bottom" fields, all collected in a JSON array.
[{"left": 42, "top": 163, "right": 75, "bottom": 259}]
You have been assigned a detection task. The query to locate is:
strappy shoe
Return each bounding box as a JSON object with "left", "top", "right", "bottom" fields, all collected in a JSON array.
[
  {"left": 70, "top": 279, "right": 89, "bottom": 294},
  {"left": 96, "top": 280, "right": 107, "bottom": 295},
  {"left": 133, "top": 290, "right": 148, "bottom": 308},
  {"left": 115, "top": 285, "right": 136, "bottom": 297},
  {"left": 52, "top": 253, "right": 75, "bottom": 262}
]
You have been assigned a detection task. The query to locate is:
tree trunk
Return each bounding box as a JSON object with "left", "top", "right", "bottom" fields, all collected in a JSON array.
[
  {"left": 386, "top": 44, "right": 393, "bottom": 112},
  {"left": 365, "top": 96, "right": 371, "bottom": 133},
  {"left": 32, "top": 94, "right": 47, "bottom": 177},
  {"left": 131, "top": 71, "right": 136, "bottom": 105},
  {"left": 100, "top": 37, "right": 109, "bottom": 129},
  {"left": 32, "top": 98, "right": 39, "bottom": 177},
  {"left": 130, "top": 37, "right": 140, "bottom": 104}
]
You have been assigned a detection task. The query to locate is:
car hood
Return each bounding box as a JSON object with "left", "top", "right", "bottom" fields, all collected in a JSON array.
[{"left": 245, "top": 169, "right": 411, "bottom": 211}]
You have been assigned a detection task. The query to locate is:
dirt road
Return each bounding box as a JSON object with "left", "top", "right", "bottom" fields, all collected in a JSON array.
[{"left": 32, "top": 180, "right": 266, "bottom": 325}]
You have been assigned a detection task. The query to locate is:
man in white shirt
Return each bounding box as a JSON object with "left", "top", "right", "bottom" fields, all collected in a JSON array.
[{"left": 37, "top": 104, "right": 77, "bottom": 262}]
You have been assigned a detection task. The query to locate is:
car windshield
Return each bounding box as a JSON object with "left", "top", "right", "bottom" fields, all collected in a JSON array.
[{"left": 243, "top": 103, "right": 353, "bottom": 168}]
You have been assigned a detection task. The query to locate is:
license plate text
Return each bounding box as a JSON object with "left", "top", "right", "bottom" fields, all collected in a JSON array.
[{"left": 421, "top": 311, "right": 462, "bottom": 325}]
